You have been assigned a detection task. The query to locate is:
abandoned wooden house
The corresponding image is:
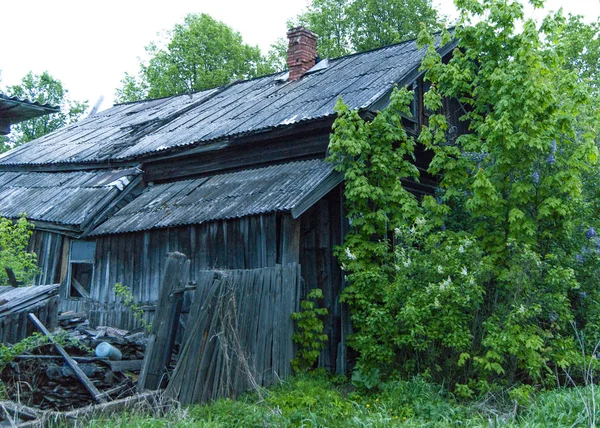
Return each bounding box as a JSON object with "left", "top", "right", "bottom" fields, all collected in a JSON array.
[{"left": 0, "top": 28, "right": 459, "bottom": 376}]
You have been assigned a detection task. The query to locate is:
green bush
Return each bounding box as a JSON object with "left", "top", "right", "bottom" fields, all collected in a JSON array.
[{"left": 0, "top": 216, "right": 39, "bottom": 285}]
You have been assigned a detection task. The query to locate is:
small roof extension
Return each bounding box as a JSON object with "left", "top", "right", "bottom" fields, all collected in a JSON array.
[{"left": 0, "top": 94, "right": 59, "bottom": 135}]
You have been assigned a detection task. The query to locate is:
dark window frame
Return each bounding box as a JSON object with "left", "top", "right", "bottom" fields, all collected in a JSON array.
[{"left": 67, "top": 240, "right": 96, "bottom": 299}]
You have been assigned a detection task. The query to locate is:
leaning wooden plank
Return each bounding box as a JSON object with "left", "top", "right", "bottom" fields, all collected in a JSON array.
[
  {"left": 28, "top": 313, "right": 107, "bottom": 403},
  {"left": 138, "top": 252, "right": 189, "bottom": 391},
  {"left": 71, "top": 277, "right": 90, "bottom": 299}
]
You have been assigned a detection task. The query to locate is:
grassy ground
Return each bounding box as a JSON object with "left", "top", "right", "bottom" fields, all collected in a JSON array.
[{"left": 86, "top": 374, "right": 599, "bottom": 427}]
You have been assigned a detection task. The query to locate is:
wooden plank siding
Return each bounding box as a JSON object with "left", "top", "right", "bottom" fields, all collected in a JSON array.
[
  {"left": 29, "top": 230, "right": 65, "bottom": 288},
  {"left": 39, "top": 211, "right": 314, "bottom": 330},
  {"left": 27, "top": 190, "right": 346, "bottom": 371},
  {"left": 299, "top": 187, "right": 344, "bottom": 372}
]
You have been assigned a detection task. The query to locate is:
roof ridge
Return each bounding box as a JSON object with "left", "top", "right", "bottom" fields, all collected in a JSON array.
[{"left": 113, "top": 27, "right": 455, "bottom": 107}]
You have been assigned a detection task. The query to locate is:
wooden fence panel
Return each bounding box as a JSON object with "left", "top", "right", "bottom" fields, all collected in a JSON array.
[{"left": 165, "top": 263, "right": 301, "bottom": 404}]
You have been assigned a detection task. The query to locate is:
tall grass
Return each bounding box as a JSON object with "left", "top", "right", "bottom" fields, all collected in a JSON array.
[{"left": 85, "top": 374, "right": 600, "bottom": 427}]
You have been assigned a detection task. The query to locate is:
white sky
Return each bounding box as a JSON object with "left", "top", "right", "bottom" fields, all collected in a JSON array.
[{"left": 0, "top": 0, "right": 598, "bottom": 111}]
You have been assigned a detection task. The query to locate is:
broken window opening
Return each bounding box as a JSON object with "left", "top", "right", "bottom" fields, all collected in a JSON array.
[{"left": 68, "top": 241, "right": 95, "bottom": 299}]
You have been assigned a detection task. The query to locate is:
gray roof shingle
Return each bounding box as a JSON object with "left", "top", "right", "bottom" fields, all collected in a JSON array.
[
  {"left": 0, "top": 168, "right": 141, "bottom": 227},
  {"left": 0, "top": 35, "right": 453, "bottom": 167},
  {"left": 89, "top": 159, "right": 341, "bottom": 235}
]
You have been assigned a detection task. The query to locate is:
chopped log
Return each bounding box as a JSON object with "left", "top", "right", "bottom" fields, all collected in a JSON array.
[
  {"left": 28, "top": 313, "right": 107, "bottom": 404},
  {"left": 138, "top": 252, "right": 190, "bottom": 390}
]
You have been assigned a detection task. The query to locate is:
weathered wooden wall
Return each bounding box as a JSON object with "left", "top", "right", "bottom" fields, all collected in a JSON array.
[
  {"left": 27, "top": 195, "right": 347, "bottom": 372},
  {"left": 29, "top": 230, "right": 66, "bottom": 287},
  {"left": 59, "top": 212, "right": 299, "bottom": 329},
  {"left": 299, "top": 187, "right": 346, "bottom": 372}
]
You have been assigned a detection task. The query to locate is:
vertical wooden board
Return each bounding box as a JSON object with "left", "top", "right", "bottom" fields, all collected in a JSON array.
[
  {"left": 246, "top": 216, "right": 255, "bottom": 268},
  {"left": 59, "top": 236, "right": 71, "bottom": 292},
  {"left": 39, "top": 233, "right": 49, "bottom": 285},
  {"left": 255, "top": 216, "right": 266, "bottom": 268},
  {"left": 226, "top": 220, "right": 236, "bottom": 268},
  {"left": 158, "top": 230, "right": 170, "bottom": 294},
  {"left": 99, "top": 239, "right": 111, "bottom": 306},
  {"left": 196, "top": 223, "right": 208, "bottom": 270},
  {"left": 107, "top": 236, "right": 120, "bottom": 305},
  {"left": 205, "top": 336, "right": 223, "bottom": 401},
  {"left": 35, "top": 232, "right": 45, "bottom": 285},
  {"left": 49, "top": 234, "right": 63, "bottom": 284},
  {"left": 241, "top": 269, "right": 258, "bottom": 381},
  {"left": 123, "top": 235, "right": 133, "bottom": 290},
  {"left": 29, "top": 231, "right": 40, "bottom": 284},
  {"left": 189, "top": 226, "right": 196, "bottom": 279},
  {"left": 176, "top": 276, "right": 218, "bottom": 403},
  {"left": 168, "top": 227, "right": 178, "bottom": 254},
  {"left": 147, "top": 232, "right": 160, "bottom": 303},
  {"left": 280, "top": 214, "right": 301, "bottom": 266},
  {"left": 90, "top": 237, "right": 102, "bottom": 302},
  {"left": 263, "top": 214, "right": 277, "bottom": 267},
  {"left": 230, "top": 271, "right": 245, "bottom": 394},
  {"left": 217, "top": 221, "right": 227, "bottom": 268},
  {"left": 141, "top": 232, "right": 151, "bottom": 306},
  {"left": 178, "top": 227, "right": 192, "bottom": 265},
  {"left": 271, "top": 265, "right": 283, "bottom": 380},
  {"left": 116, "top": 235, "right": 127, "bottom": 296},
  {"left": 208, "top": 222, "right": 219, "bottom": 268},
  {"left": 47, "top": 296, "right": 59, "bottom": 331},
  {"left": 15, "top": 312, "right": 26, "bottom": 343},
  {"left": 192, "top": 283, "right": 224, "bottom": 403},
  {"left": 299, "top": 211, "right": 318, "bottom": 295},
  {"left": 239, "top": 218, "right": 249, "bottom": 269},
  {"left": 131, "top": 232, "right": 142, "bottom": 305},
  {"left": 316, "top": 201, "right": 336, "bottom": 369},
  {"left": 256, "top": 267, "right": 272, "bottom": 386}
]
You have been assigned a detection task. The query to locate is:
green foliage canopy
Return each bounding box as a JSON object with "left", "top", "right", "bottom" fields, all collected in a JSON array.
[
  {"left": 293, "top": 0, "right": 441, "bottom": 58},
  {"left": 2, "top": 71, "right": 88, "bottom": 148},
  {"left": 115, "top": 13, "right": 276, "bottom": 103},
  {"left": 330, "top": 0, "right": 600, "bottom": 390}
]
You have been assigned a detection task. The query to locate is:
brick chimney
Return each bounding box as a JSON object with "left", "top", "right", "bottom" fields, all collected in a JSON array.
[{"left": 287, "top": 27, "right": 317, "bottom": 81}]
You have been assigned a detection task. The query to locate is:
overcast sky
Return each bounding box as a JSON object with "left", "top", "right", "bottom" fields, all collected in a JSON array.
[{"left": 0, "top": 1, "right": 598, "bottom": 111}]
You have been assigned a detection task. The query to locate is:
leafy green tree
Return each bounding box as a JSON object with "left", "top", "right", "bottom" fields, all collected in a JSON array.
[
  {"left": 330, "top": 0, "right": 600, "bottom": 390},
  {"left": 3, "top": 72, "right": 88, "bottom": 147},
  {"left": 292, "top": 0, "right": 441, "bottom": 58},
  {"left": 115, "top": 13, "right": 276, "bottom": 103},
  {"left": 418, "top": 0, "right": 599, "bottom": 386}
]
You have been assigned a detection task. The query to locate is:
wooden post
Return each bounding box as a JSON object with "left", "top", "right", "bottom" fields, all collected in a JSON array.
[
  {"left": 5, "top": 268, "right": 22, "bottom": 287},
  {"left": 138, "top": 252, "right": 189, "bottom": 390},
  {"left": 28, "top": 313, "right": 106, "bottom": 403}
]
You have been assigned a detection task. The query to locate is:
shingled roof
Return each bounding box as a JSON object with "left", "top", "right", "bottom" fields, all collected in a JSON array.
[
  {"left": 0, "top": 168, "right": 142, "bottom": 232},
  {"left": 89, "top": 159, "right": 342, "bottom": 236},
  {"left": 0, "top": 34, "right": 455, "bottom": 167}
]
